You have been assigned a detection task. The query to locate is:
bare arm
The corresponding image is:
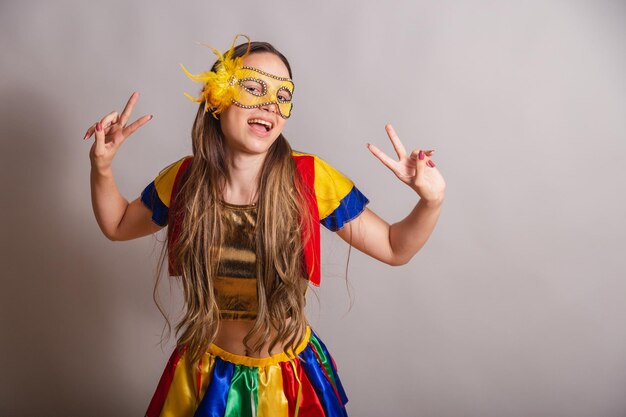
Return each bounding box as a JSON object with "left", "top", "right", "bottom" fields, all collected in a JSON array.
[
  {"left": 336, "top": 124, "right": 446, "bottom": 265},
  {"left": 336, "top": 201, "right": 442, "bottom": 266},
  {"left": 86, "top": 92, "right": 160, "bottom": 241},
  {"left": 90, "top": 168, "right": 162, "bottom": 240}
]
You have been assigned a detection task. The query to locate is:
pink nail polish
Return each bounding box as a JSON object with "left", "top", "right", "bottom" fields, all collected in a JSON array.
[
  {"left": 428, "top": 160, "right": 436, "bottom": 167},
  {"left": 83, "top": 130, "right": 90, "bottom": 140},
  {"left": 418, "top": 151, "right": 424, "bottom": 160}
]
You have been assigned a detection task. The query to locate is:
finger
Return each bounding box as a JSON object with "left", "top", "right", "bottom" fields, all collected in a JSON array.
[
  {"left": 411, "top": 149, "right": 434, "bottom": 161},
  {"left": 94, "top": 122, "right": 106, "bottom": 154},
  {"left": 83, "top": 123, "right": 96, "bottom": 140},
  {"left": 410, "top": 148, "right": 430, "bottom": 164},
  {"left": 84, "top": 110, "right": 122, "bottom": 140},
  {"left": 100, "top": 111, "right": 119, "bottom": 128},
  {"left": 385, "top": 124, "right": 407, "bottom": 159},
  {"left": 424, "top": 150, "right": 436, "bottom": 167},
  {"left": 122, "top": 114, "right": 153, "bottom": 139},
  {"left": 119, "top": 92, "right": 139, "bottom": 126},
  {"left": 413, "top": 149, "right": 428, "bottom": 179},
  {"left": 367, "top": 143, "right": 400, "bottom": 175}
]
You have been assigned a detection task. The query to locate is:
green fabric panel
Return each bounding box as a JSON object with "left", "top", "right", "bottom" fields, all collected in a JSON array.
[
  {"left": 309, "top": 335, "right": 337, "bottom": 388},
  {"left": 224, "top": 365, "right": 258, "bottom": 417}
]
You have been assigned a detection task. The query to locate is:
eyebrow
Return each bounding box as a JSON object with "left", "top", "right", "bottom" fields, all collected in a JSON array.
[{"left": 241, "top": 66, "right": 293, "bottom": 82}]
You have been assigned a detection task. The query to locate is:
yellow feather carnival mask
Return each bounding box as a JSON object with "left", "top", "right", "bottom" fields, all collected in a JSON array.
[{"left": 181, "top": 35, "right": 294, "bottom": 119}]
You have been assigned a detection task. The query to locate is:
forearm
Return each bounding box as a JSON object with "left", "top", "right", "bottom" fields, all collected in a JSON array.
[
  {"left": 345, "top": 125, "right": 446, "bottom": 265},
  {"left": 90, "top": 167, "right": 130, "bottom": 240},
  {"left": 388, "top": 197, "right": 443, "bottom": 265}
]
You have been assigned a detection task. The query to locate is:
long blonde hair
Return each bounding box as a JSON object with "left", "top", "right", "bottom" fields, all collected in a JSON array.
[{"left": 154, "top": 42, "right": 312, "bottom": 365}]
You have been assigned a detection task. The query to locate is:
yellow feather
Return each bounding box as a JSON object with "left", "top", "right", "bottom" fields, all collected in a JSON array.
[{"left": 180, "top": 34, "right": 251, "bottom": 118}]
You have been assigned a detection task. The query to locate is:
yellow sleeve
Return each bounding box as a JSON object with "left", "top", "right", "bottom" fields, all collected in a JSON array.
[
  {"left": 140, "top": 156, "right": 191, "bottom": 226},
  {"left": 293, "top": 151, "right": 369, "bottom": 231}
]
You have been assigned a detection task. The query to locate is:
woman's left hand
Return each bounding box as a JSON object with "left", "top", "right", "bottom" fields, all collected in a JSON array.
[{"left": 367, "top": 124, "right": 446, "bottom": 204}]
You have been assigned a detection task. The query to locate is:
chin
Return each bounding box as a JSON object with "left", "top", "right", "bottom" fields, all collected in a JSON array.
[
  {"left": 245, "top": 130, "right": 281, "bottom": 150},
  {"left": 233, "top": 135, "right": 280, "bottom": 156}
]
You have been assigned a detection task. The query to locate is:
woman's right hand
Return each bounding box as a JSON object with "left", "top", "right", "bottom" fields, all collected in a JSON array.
[{"left": 84, "top": 92, "right": 152, "bottom": 173}]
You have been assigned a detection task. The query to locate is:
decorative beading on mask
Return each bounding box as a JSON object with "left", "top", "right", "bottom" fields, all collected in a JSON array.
[
  {"left": 231, "top": 66, "right": 294, "bottom": 119},
  {"left": 181, "top": 35, "right": 294, "bottom": 119}
]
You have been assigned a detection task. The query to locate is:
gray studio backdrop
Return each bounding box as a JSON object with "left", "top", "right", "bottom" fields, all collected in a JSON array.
[{"left": 1, "top": 1, "right": 625, "bottom": 416}]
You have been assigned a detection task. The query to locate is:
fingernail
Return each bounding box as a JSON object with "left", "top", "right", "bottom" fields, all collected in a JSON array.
[
  {"left": 83, "top": 130, "right": 90, "bottom": 140},
  {"left": 427, "top": 160, "right": 436, "bottom": 167},
  {"left": 96, "top": 122, "right": 102, "bottom": 132},
  {"left": 418, "top": 150, "right": 424, "bottom": 160},
  {"left": 149, "top": 115, "right": 153, "bottom": 120}
]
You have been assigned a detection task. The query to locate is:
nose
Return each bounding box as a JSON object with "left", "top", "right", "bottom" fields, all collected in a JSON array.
[{"left": 260, "top": 102, "right": 278, "bottom": 114}]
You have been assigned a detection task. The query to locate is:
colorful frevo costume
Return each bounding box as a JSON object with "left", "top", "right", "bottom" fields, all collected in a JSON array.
[{"left": 140, "top": 35, "right": 368, "bottom": 417}]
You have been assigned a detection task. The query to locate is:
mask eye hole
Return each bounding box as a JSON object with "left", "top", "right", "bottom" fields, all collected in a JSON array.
[
  {"left": 277, "top": 87, "right": 292, "bottom": 103},
  {"left": 240, "top": 79, "right": 266, "bottom": 96}
]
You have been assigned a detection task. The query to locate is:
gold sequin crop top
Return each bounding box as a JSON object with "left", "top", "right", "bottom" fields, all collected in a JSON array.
[{"left": 215, "top": 201, "right": 261, "bottom": 320}]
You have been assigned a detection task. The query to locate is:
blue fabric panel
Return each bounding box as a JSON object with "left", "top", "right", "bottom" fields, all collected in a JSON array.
[
  {"left": 140, "top": 181, "right": 169, "bottom": 226},
  {"left": 194, "top": 357, "right": 235, "bottom": 417},
  {"left": 320, "top": 186, "right": 369, "bottom": 231},
  {"left": 299, "top": 345, "right": 347, "bottom": 417},
  {"left": 311, "top": 331, "right": 348, "bottom": 405}
]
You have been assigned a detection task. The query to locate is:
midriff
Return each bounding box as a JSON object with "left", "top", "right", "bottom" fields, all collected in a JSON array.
[{"left": 213, "top": 318, "right": 304, "bottom": 358}]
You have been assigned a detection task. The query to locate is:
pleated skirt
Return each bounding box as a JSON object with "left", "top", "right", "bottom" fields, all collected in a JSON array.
[{"left": 145, "top": 327, "right": 348, "bottom": 417}]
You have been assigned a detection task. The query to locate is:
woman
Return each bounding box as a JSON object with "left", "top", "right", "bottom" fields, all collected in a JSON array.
[{"left": 86, "top": 37, "right": 445, "bottom": 417}]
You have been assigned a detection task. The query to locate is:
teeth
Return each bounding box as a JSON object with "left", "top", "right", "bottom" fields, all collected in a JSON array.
[{"left": 248, "top": 119, "right": 273, "bottom": 130}]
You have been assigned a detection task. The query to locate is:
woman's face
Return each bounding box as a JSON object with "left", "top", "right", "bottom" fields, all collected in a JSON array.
[{"left": 219, "top": 52, "right": 291, "bottom": 157}]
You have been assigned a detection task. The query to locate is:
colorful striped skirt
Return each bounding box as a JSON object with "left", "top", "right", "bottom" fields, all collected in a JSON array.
[{"left": 145, "top": 327, "right": 348, "bottom": 417}]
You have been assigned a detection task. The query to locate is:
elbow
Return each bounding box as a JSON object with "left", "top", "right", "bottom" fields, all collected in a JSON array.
[
  {"left": 102, "top": 227, "right": 124, "bottom": 242},
  {"left": 386, "top": 244, "right": 426, "bottom": 266},
  {"left": 386, "top": 247, "right": 425, "bottom": 266},
  {"left": 386, "top": 255, "right": 412, "bottom": 267},
  {"left": 103, "top": 231, "right": 119, "bottom": 241},
  {"left": 106, "top": 233, "right": 132, "bottom": 242},
  {"left": 99, "top": 224, "right": 115, "bottom": 241}
]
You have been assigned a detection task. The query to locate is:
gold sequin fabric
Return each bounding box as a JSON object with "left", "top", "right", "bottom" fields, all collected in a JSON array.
[{"left": 215, "top": 202, "right": 258, "bottom": 320}]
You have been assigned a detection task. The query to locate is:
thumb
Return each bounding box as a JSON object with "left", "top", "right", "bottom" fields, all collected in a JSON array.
[
  {"left": 94, "top": 122, "right": 106, "bottom": 155},
  {"left": 412, "top": 149, "right": 427, "bottom": 178}
]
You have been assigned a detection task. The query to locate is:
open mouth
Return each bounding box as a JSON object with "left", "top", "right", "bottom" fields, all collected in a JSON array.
[{"left": 247, "top": 118, "right": 273, "bottom": 133}]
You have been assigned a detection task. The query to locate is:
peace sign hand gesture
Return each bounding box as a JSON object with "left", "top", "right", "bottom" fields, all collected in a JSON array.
[
  {"left": 84, "top": 92, "right": 152, "bottom": 173},
  {"left": 367, "top": 124, "right": 446, "bottom": 204}
]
